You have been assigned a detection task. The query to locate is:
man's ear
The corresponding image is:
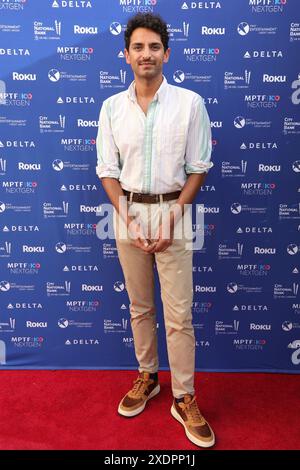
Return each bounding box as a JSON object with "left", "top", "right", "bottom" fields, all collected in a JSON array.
[
  {"left": 125, "top": 48, "right": 131, "bottom": 65},
  {"left": 163, "top": 47, "right": 171, "bottom": 63}
]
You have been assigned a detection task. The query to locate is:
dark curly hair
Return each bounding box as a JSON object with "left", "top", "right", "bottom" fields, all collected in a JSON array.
[{"left": 124, "top": 13, "right": 169, "bottom": 52}]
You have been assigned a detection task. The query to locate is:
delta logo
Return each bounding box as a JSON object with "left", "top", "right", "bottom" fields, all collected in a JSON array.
[
  {"left": 181, "top": 2, "right": 222, "bottom": 9},
  {"left": 52, "top": 1, "right": 92, "bottom": 8}
]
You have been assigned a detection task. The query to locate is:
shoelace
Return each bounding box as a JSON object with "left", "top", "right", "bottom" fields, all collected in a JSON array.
[
  {"left": 128, "top": 377, "right": 150, "bottom": 397},
  {"left": 179, "top": 396, "right": 206, "bottom": 425}
]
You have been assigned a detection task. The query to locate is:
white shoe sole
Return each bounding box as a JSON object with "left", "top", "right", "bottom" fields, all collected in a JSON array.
[
  {"left": 171, "top": 404, "right": 215, "bottom": 448},
  {"left": 118, "top": 384, "right": 160, "bottom": 417}
]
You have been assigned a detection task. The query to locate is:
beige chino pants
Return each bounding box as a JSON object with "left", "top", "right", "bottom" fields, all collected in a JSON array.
[{"left": 114, "top": 199, "right": 195, "bottom": 398}]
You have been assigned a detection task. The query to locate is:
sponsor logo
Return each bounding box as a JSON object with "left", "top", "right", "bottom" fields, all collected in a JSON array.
[
  {"left": 184, "top": 47, "right": 220, "bottom": 62},
  {"left": 119, "top": 0, "right": 158, "bottom": 13},
  {"left": 249, "top": 0, "right": 287, "bottom": 14},
  {"left": 224, "top": 70, "right": 251, "bottom": 89},
  {"left": 244, "top": 50, "right": 283, "bottom": 59},
  {"left": 52, "top": 1, "right": 92, "bottom": 8},
  {"left": 74, "top": 25, "right": 98, "bottom": 34},
  {"left": 181, "top": 1, "right": 222, "bottom": 9}
]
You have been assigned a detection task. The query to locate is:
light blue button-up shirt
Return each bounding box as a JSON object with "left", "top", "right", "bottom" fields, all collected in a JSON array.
[{"left": 96, "top": 76, "right": 213, "bottom": 194}]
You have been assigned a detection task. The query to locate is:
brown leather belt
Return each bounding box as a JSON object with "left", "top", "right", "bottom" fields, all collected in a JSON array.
[{"left": 123, "top": 190, "right": 181, "bottom": 204}]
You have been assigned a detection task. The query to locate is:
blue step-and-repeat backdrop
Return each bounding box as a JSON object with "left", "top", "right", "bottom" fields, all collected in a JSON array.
[{"left": 0, "top": 0, "right": 299, "bottom": 371}]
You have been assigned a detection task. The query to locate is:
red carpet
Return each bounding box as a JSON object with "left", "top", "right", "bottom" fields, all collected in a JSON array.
[{"left": 0, "top": 370, "right": 299, "bottom": 450}]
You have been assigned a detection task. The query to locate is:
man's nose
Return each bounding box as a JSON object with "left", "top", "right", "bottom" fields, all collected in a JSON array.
[{"left": 142, "top": 48, "right": 151, "bottom": 59}]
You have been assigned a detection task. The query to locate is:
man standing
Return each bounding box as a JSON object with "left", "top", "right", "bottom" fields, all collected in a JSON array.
[{"left": 96, "top": 13, "right": 215, "bottom": 448}]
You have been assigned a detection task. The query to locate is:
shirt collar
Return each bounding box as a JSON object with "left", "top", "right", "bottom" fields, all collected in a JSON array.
[{"left": 127, "top": 75, "right": 168, "bottom": 103}]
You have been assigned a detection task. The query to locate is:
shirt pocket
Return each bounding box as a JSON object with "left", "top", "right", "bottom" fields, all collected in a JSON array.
[{"left": 160, "top": 124, "right": 186, "bottom": 157}]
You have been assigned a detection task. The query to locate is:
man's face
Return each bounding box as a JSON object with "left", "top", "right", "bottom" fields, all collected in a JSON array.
[{"left": 125, "top": 27, "right": 170, "bottom": 80}]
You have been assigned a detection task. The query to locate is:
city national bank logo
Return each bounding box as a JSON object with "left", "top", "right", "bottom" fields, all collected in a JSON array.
[
  {"left": 0, "top": 317, "right": 15, "bottom": 333},
  {"left": 0, "top": 92, "right": 32, "bottom": 106},
  {"left": 47, "top": 281, "right": 71, "bottom": 296},
  {"left": 288, "top": 340, "right": 300, "bottom": 366},
  {"left": 279, "top": 203, "right": 300, "bottom": 220},
  {"left": 224, "top": 70, "right": 251, "bottom": 89},
  {"left": 168, "top": 21, "right": 189, "bottom": 41},
  {"left": 48, "top": 68, "right": 87, "bottom": 83},
  {"left": 249, "top": 0, "right": 287, "bottom": 14},
  {"left": 184, "top": 47, "right": 220, "bottom": 62},
  {"left": 57, "top": 46, "right": 93, "bottom": 61},
  {"left": 274, "top": 283, "right": 298, "bottom": 299},
  {"left": 222, "top": 160, "right": 247, "bottom": 177},
  {"left": 39, "top": 115, "right": 65, "bottom": 133},
  {"left": 290, "top": 23, "right": 300, "bottom": 42},
  {"left": 215, "top": 320, "right": 240, "bottom": 335},
  {"left": 0, "top": 241, "right": 11, "bottom": 257},
  {"left": 104, "top": 318, "right": 128, "bottom": 334},
  {"left": 0, "top": 158, "right": 7, "bottom": 175},
  {"left": 52, "top": 1, "right": 93, "bottom": 7},
  {"left": 237, "top": 21, "right": 277, "bottom": 36},
  {"left": 119, "top": 0, "right": 158, "bottom": 13},
  {"left": 34, "top": 20, "right": 61, "bottom": 40},
  {"left": 99, "top": 70, "right": 126, "bottom": 89},
  {"left": 43, "top": 201, "right": 69, "bottom": 218},
  {"left": 283, "top": 118, "right": 300, "bottom": 135},
  {"left": 0, "top": 0, "right": 27, "bottom": 11},
  {"left": 244, "top": 49, "right": 283, "bottom": 59},
  {"left": 11, "top": 336, "right": 44, "bottom": 348},
  {"left": 218, "top": 243, "right": 243, "bottom": 260},
  {"left": 181, "top": 2, "right": 222, "bottom": 9}
]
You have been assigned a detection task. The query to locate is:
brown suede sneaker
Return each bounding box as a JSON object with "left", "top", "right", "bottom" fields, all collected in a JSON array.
[
  {"left": 118, "top": 372, "right": 160, "bottom": 417},
  {"left": 171, "top": 394, "right": 215, "bottom": 448}
]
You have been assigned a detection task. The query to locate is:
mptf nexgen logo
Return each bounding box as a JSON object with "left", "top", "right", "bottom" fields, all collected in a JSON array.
[
  {"left": 0, "top": 0, "right": 27, "bottom": 11},
  {"left": 184, "top": 47, "right": 220, "bottom": 62},
  {"left": 249, "top": 0, "right": 287, "bottom": 13},
  {"left": 0, "top": 92, "right": 32, "bottom": 106},
  {"left": 119, "top": 0, "right": 157, "bottom": 13},
  {"left": 57, "top": 46, "right": 94, "bottom": 61},
  {"left": 244, "top": 94, "right": 280, "bottom": 108}
]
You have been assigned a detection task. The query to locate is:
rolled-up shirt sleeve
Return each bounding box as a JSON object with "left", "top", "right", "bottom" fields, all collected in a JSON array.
[
  {"left": 96, "top": 99, "right": 121, "bottom": 179},
  {"left": 184, "top": 95, "right": 213, "bottom": 175}
]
